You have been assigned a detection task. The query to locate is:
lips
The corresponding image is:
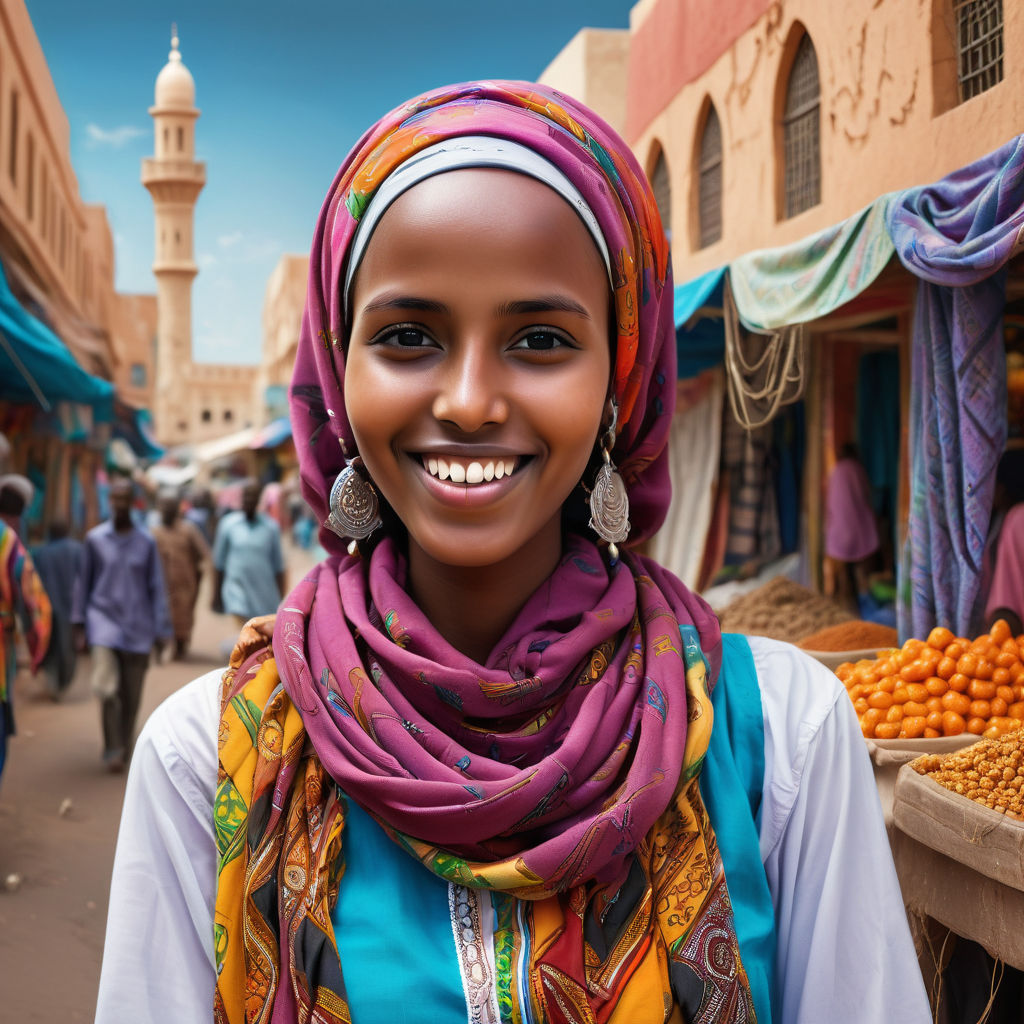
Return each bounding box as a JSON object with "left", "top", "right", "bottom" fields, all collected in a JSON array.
[{"left": 421, "top": 454, "right": 522, "bottom": 485}]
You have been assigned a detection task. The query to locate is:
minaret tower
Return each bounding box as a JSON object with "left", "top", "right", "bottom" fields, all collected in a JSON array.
[{"left": 142, "top": 26, "right": 205, "bottom": 446}]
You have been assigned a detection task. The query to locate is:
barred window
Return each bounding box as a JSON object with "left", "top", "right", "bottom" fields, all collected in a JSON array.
[
  {"left": 782, "top": 34, "right": 820, "bottom": 218},
  {"left": 651, "top": 149, "right": 671, "bottom": 241},
  {"left": 698, "top": 105, "right": 722, "bottom": 248},
  {"left": 956, "top": 0, "right": 1003, "bottom": 101}
]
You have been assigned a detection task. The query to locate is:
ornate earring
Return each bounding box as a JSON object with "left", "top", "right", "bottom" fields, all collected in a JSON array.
[
  {"left": 588, "top": 400, "right": 630, "bottom": 562},
  {"left": 325, "top": 455, "right": 381, "bottom": 541}
]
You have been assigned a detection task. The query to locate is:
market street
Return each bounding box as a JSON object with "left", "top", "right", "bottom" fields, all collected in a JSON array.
[{"left": 0, "top": 541, "right": 316, "bottom": 1022}]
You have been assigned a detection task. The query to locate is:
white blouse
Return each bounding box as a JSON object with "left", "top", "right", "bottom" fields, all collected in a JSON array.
[{"left": 95, "top": 636, "right": 931, "bottom": 1023}]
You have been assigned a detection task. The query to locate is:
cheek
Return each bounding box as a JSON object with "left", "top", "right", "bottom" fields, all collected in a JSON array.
[{"left": 343, "top": 353, "right": 404, "bottom": 459}]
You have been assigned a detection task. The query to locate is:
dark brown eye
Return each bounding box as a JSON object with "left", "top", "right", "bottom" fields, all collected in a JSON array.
[{"left": 511, "top": 330, "right": 570, "bottom": 351}]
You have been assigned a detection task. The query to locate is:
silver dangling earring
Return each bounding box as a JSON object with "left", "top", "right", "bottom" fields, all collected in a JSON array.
[
  {"left": 588, "top": 400, "right": 630, "bottom": 563},
  {"left": 325, "top": 455, "right": 381, "bottom": 541}
]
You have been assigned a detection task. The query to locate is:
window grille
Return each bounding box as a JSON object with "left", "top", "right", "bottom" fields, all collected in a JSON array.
[
  {"left": 956, "top": 0, "right": 1003, "bottom": 101},
  {"left": 651, "top": 151, "right": 671, "bottom": 240},
  {"left": 698, "top": 105, "right": 723, "bottom": 248},
  {"left": 782, "top": 35, "right": 820, "bottom": 218}
]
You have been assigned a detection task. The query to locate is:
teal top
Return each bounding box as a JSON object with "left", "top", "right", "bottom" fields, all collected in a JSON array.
[{"left": 331, "top": 632, "right": 775, "bottom": 1023}]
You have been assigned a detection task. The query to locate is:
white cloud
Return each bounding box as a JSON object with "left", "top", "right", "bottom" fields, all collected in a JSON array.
[
  {"left": 85, "top": 123, "right": 147, "bottom": 148},
  {"left": 218, "top": 231, "right": 243, "bottom": 248},
  {"left": 198, "top": 252, "right": 218, "bottom": 268}
]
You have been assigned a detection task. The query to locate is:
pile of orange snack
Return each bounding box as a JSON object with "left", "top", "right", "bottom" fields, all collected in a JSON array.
[{"left": 836, "top": 620, "right": 1024, "bottom": 740}]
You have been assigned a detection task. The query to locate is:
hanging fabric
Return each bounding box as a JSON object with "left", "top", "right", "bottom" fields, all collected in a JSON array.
[{"left": 888, "top": 133, "right": 1024, "bottom": 639}]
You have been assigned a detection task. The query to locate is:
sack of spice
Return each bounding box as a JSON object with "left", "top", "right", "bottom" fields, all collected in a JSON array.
[{"left": 798, "top": 620, "right": 899, "bottom": 652}]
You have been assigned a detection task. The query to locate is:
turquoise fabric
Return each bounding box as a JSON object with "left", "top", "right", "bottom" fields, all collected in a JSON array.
[
  {"left": 0, "top": 259, "right": 114, "bottom": 417},
  {"left": 330, "top": 637, "right": 775, "bottom": 1023},
  {"left": 729, "top": 196, "right": 896, "bottom": 331},
  {"left": 331, "top": 793, "right": 465, "bottom": 1024},
  {"left": 673, "top": 265, "right": 726, "bottom": 380},
  {"left": 702, "top": 633, "right": 777, "bottom": 1024}
]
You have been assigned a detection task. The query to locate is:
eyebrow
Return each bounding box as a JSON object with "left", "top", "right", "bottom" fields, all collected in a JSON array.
[
  {"left": 496, "top": 296, "right": 591, "bottom": 320},
  {"left": 360, "top": 294, "right": 449, "bottom": 315},
  {"left": 359, "top": 293, "right": 592, "bottom": 320}
]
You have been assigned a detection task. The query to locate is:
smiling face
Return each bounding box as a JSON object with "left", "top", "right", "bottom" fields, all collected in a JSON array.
[{"left": 345, "top": 168, "right": 611, "bottom": 585}]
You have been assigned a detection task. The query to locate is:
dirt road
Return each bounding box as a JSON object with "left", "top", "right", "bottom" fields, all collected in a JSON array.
[{"left": 0, "top": 544, "right": 316, "bottom": 1021}]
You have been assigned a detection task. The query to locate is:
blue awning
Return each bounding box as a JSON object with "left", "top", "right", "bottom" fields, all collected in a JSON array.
[
  {"left": 674, "top": 266, "right": 726, "bottom": 379},
  {"left": 112, "top": 402, "right": 164, "bottom": 459},
  {"left": 249, "top": 416, "right": 292, "bottom": 450},
  {"left": 0, "top": 258, "right": 114, "bottom": 418}
]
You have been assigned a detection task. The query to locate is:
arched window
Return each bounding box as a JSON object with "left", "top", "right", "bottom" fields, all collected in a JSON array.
[
  {"left": 8, "top": 89, "right": 18, "bottom": 184},
  {"left": 177, "top": 125, "right": 184, "bottom": 151},
  {"left": 650, "top": 148, "right": 671, "bottom": 241},
  {"left": 40, "top": 162, "right": 48, "bottom": 237},
  {"left": 697, "top": 104, "right": 722, "bottom": 248},
  {"left": 782, "top": 34, "right": 821, "bottom": 218},
  {"left": 26, "top": 132, "right": 34, "bottom": 219},
  {"left": 957, "top": 0, "right": 1003, "bottom": 100}
]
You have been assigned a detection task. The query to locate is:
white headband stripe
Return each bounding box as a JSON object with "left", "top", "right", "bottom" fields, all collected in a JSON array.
[{"left": 343, "top": 135, "right": 612, "bottom": 314}]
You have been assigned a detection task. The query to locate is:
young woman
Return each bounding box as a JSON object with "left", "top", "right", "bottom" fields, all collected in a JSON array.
[{"left": 96, "top": 82, "right": 930, "bottom": 1024}]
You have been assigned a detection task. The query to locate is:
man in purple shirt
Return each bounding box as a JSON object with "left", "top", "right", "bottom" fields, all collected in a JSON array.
[{"left": 72, "top": 478, "right": 173, "bottom": 772}]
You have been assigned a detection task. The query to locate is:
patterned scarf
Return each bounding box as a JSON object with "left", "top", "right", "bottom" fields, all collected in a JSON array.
[{"left": 214, "top": 80, "right": 755, "bottom": 1023}]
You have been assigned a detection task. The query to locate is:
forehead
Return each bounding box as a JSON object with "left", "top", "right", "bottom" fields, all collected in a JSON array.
[{"left": 351, "top": 168, "right": 610, "bottom": 306}]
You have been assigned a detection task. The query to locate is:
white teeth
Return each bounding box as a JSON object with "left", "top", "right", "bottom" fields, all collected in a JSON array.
[{"left": 423, "top": 456, "right": 519, "bottom": 483}]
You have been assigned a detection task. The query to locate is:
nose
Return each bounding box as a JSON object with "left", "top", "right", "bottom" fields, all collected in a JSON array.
[{"left": 431, "top": 341, "right": 509, "bottom": 432}]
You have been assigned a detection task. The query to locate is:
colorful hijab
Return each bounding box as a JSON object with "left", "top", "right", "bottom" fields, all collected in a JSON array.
[{"left": 214, "top": 81, "right": 755, "bottom": 1024}]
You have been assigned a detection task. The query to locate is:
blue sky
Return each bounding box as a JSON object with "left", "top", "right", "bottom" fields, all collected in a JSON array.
[{"left": 28, "top": 0, "right": 635, "bottom": 365}]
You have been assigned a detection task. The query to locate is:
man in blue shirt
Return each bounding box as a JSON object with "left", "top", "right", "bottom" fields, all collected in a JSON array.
[
  {"left": 212, "top": 480, "right": 285, "bottom": 623},
  {"left": 72, "top": 478, "right": 173, "bottom": 772}
]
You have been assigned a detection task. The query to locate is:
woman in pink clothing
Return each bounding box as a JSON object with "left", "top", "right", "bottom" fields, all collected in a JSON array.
[{"left": 823, "top": 442, "right": 880, "bottom": 609}]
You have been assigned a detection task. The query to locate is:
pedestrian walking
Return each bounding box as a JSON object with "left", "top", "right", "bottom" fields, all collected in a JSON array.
[
  {"left": 0, "top": 516, "right": 50, "bottom": 782},
  {"left": 72, "top": 477, "right": 172, "bottom": 772},
  {"left": 183, "top": 486, "right": 217, "bottom": 546},
  {"left": 30, "top": 519, "right": 82, "bottom": 699},
  {"left": 211, "top": 479, "right": 284, "bottom": 623},
  {"left": 151, "top": 488, "right": 210, "bottom": 660}
]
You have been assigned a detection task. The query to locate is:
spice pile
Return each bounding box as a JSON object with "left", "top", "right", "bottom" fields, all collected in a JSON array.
[
  {"left": 836, "top": 620, "right": 1024, "bottom": 740},
  {"left": 716, "top": 577, "right": 852, "bottom": 645},
  {"left": 797, "top": 620, "right": 899, "bottom": 652},
  {"left": 912, "top": 732, "right": 1024, "bottom": 819}
]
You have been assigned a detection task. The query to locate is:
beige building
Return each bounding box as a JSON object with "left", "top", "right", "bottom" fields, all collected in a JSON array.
[
  {"left": 0, "top": 0, "right": 155, "bottom": 390},
  {"left": 259, "top": 252, "right": 307, "bottom": 417},
  {"left": 542, "top": 0, "right": 1022, "bottom": 280},
  {"left": 143, "top": 31, "right": 259, "bottom": 448},
  {"left": 0, "top": 0, "right": 161, "bottom": 529}
]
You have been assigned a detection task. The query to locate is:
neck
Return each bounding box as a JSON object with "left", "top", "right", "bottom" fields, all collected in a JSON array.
[{"left": 406, "top": 524, "right": 563, "bottom": 664}]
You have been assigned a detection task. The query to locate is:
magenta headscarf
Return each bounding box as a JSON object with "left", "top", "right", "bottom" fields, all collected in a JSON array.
[{"left": 288, "top": 80, "right": 676, "bottom": 555}]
